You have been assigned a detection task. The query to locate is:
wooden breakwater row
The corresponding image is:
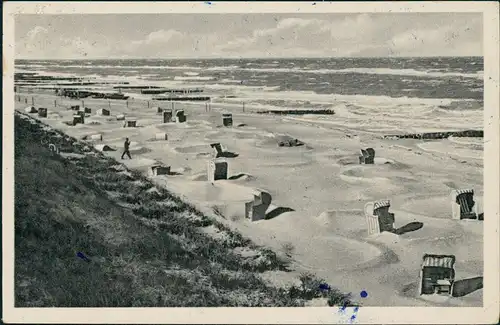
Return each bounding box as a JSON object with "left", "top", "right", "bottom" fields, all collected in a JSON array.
[
  {"left": 15, "top": 73, "right": 84, "bottom": 82},
  {"left": 384, "top": 129, "right": 483, "bottom": 140},
  {"left": 256, "top": 109, "right": 336, "bottom": 116},
  {"left": 114, "top": 86, "right": 161, "bottom": 90},
  {"left": 153, "top": 96, "right": 211, "bottom": 102},
  {"left": 141, "top": 88, "right": 204, "bottom": 95},
  {"left": 16, "top": 82, "right": 100, "bottom": 87}
]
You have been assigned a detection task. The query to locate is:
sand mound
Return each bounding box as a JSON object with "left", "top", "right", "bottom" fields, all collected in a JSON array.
[
  {"left": 374, "top": 157, "right": 395, "bottom": 164},
  {"left": 316, "top": 210, "right": 366, "bottom": 233},
  {"left": 293, "top": 235, "right": 384, "bottom": 271},
  {"left": 340, "top": 167, "right": 391, "bottom": 183},
  {"left": 336, "top": 156, "right": 359, "bottom": 166},
  {"left": 174, "top": 144, "right": 212, "bottom": 155},
  {"left": 399, "top": 196, "right": 460, "bottom": 219},
  {"left": 368, "top": 231, "right": 403, "bottom": 244},
  {"left": 205, "top": 130, "right": 258, "bottom": 142},
  {"left": 228, "top": 173, "right": 256, "bottom": 181},
  {"left": 255, "top": 134, "right": 306, "bottom": 148},
  {"left": 177, "top": 166, "right": 192, "bottom": 173},
  {"left": 94, "top": 144, "right": 116, "bottom": 152},
  {"left": 190, "top": 172, "right": 208, "bottom": 181},
  {"left": 129, "top": 146, "right": 152, "bottom": 155},
  {"left": 418, "top": 293, "right": 453, "bottom": 305}
]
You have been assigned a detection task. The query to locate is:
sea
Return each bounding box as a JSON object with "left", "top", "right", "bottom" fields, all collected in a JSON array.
[{"left": 15, "top": 57, "right": 484, "bottom": 134}]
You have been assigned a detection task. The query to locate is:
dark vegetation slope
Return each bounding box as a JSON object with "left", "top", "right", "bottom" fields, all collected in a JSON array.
[{"left": 14, "top": 113, "right": 355, "bottom": 307}]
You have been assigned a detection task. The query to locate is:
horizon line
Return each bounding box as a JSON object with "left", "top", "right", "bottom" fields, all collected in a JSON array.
[{"left": 15, "top": 55, "right": 484, "bottom": 61}]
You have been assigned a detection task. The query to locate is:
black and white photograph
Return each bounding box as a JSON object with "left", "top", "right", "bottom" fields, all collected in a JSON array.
[{"left": 3, "top": 1, "right": 499, "bottom": 324}]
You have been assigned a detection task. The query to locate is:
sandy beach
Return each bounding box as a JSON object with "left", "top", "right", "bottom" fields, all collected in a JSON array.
[{"left": 15, "top": 90, "right": 484, "bottom": 307}]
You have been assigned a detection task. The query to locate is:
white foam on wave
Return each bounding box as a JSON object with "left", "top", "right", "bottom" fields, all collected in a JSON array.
[
  {"left": 174, "top": 76, "right": 216, "bottom": 81},
  {"left": 17, "top": 63, "right": 483, "bottom": 80},
  {"left": 17, "top": 66, "right": 482, "bottom": 134},
  {"left": 203, "top": 65, "right": 483, "bottom": 80}
]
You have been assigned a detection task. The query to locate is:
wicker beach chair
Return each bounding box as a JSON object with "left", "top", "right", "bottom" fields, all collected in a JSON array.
[
  {"left": 359, "top": 147, "right": 375, "bottom": 164},
  {"left": 150, "top": 164, "right": 171, "bottom": 176},
  {"left": 245, "top": 189, "right": 272, "bottom": 222},
  {"left": 419, "top": 254, "right": 456, "bottom": 296},
  {"left": 207, "top": 158, "right": 228, "bottom": 182},
  {"left": 451, "top": 189, "right": 477, "bottom": 220},
  {"left": 210, "top": 143, "right": 224, "bottom": 158},
  {"left": 364, "top": 199, "right": 395, "bottom": 235}
]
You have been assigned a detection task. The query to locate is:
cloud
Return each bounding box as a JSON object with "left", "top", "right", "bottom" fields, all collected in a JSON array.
[
  {"left": 17, "top": 26, "right": 111, "bottom": 59},
  {"left": 386, "top": 21, "right": 482, "bottom": 56},
  {"left": 131, "top": 29, "right": 184, "bottom": 46},
  {"left": 215, "top": 14, "right": 482, "bottom": 57},
  {"left": 15, "top": 14, "right": 482, "bottom": 59},
  {"left": 26, "top": 26, "right": 48, "bottom": 40},
  {"left": 123, "top": 29, "right": 224, "bottom": 58},
  {"left": 215, "top": 15, "right": 388, "bottom": 57}
]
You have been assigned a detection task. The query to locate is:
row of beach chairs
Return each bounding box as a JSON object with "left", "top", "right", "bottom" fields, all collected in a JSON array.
[{"left": 27, "top": 104, "right": 481, "bottom": 225}]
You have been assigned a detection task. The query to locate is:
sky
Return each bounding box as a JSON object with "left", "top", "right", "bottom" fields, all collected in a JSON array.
[{"left": 15, "top": 13, "right": 483, "bottom": 59}]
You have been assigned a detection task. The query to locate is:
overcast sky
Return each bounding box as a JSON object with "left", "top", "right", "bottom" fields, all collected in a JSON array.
[{"left": 15, "top": 13, "right": 482, "bottom": 59}]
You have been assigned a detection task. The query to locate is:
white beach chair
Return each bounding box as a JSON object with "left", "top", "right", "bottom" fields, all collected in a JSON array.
[
  {"left": 418, "top": 254, "right": 456, "bottom": 296},
  {"left": 359, "top": 147, "right": 375, "bottom": 164},
  {"left": 364, "top": 199, "right": 394, "bottom": 235},
  {"left": 73, "top": 114, "right": 84, "bottom": 125},
  {"left": 210, "top": 143, "right": 224, "bottom": 158},
  {"left": 48, "top": 143, "right": 60, "bottom": 154},
  {"left": 207, "top": 159, "right": 228, "bottom": 183},
  {"left": 175, "top": 110, "right": 186, "bottom": 123},
  {"left": 155, "top": 133, "right": 168, "bottom": 141},
  {"left": 24, "top": 106, "right": 37, "bottom": 113},
  {"left": 451, "top": 189, "right": 478, "bottom": 220},
  {"left": 97, "top": 108, "right": 110, "bottom": 116},
  {"left": 150, "top": 164, "right": 171, "bottom": 176},
  {"left": 38, "top": 108, "right": 48, "bottom": 118},
  {"left": 163, "top": 110, "right": 173, "bottom": 123},
  {"left": 222, "top": 113, "right": 233, "bottom": 127},
  {"left": 245, "top": 189, "right": 272, "bottom": 222},
  {"left": 124, "top": 120, "right": 137, "bottom": 128},
  {"left": 89, "top": 134, "right": 103, "bottom": 141}
]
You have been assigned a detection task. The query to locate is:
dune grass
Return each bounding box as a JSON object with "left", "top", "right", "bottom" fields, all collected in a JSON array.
[{"left": 14, "top": 112, "right": 356, "bottom": 307}]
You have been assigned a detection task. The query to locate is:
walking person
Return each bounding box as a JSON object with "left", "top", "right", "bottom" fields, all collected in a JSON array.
[{"left": 121, "top": 137, "right": 132, "bottom": 159}]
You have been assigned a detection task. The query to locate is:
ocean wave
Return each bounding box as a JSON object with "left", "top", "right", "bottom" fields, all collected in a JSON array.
[
  {"left": 174, "top": 76, "right": 216, "bottom": 81},
  {"left": 15, "top": 63, "right": 483, "bottom": 80}
]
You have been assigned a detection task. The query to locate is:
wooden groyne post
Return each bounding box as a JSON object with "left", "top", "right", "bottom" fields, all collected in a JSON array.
[{"left": 383, "top": 130, "right": 484, "bottom": 140}]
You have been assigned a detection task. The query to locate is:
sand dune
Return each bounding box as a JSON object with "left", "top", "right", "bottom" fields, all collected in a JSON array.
[{"left": 15, "top": 92, "right": 483, "bottom": 307}]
